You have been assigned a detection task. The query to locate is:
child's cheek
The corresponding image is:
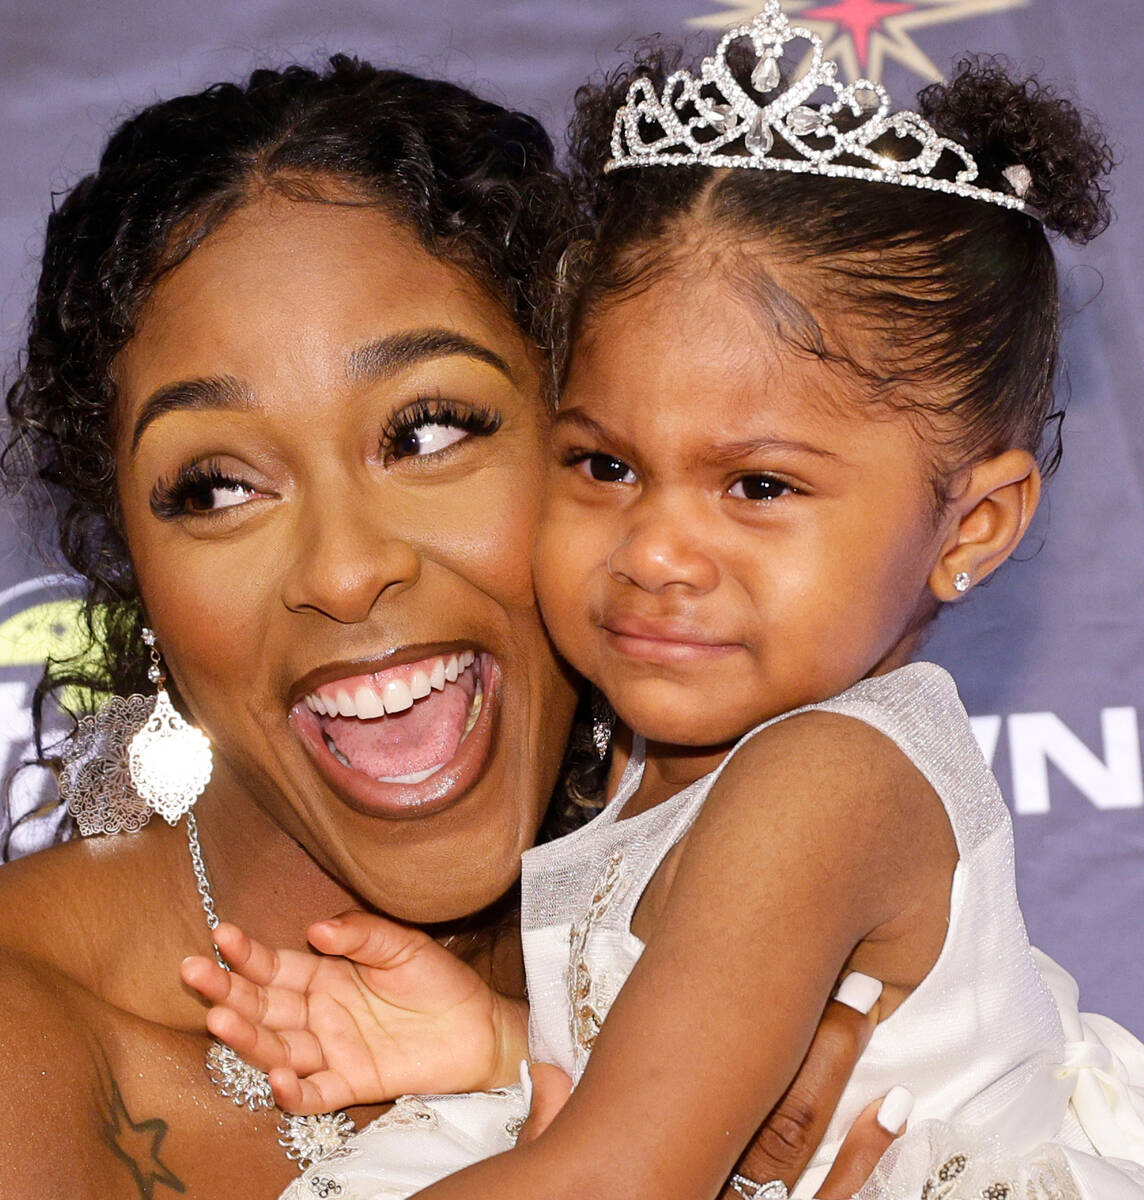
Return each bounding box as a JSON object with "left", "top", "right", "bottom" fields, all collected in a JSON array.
[{"left": 533, "top": 486, "right": 595, "bottom": 673}]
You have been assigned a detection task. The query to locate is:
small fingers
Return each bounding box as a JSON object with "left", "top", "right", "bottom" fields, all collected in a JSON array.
[
  {"left": 205, "top": 1006, "right": 327, "bottom": 1077},
  {"left": 270, "top": 1066, "right": 358, "bottom": 1116},
  {"left": 212, "top": 922, "right": 283, "bottom": 986},
  {"left": 815, "top": 1087, "right": 912, "bottom": 1199},
  {"left": 308, "top": 910, "right": 429, "bottom": 971},
  {"left": 181, "top": 955, "right": 234, "bottom": 1004}
]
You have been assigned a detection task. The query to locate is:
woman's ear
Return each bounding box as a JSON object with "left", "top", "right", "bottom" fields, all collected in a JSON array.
[{"left": 929, "top": 449, "right": 1042, "bottom": 603}]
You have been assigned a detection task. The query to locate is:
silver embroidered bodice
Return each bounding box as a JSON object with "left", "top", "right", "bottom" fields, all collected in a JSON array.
[{"left": 519, "top": 662, "right": 1084, "bottom": 1196}]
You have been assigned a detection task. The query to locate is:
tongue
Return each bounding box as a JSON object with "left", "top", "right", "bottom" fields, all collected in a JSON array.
[{"left": 322, "top": 684, "right": 473, "bottom": 779}]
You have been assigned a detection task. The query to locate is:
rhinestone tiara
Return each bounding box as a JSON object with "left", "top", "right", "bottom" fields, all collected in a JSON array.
[{"left": 605, "top": 0, "right": 1033, "bottom": 215}]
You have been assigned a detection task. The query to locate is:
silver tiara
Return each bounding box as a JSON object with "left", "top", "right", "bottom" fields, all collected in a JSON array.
[{"left": 605, "top": 0, "right": 1033, "bottom": 214}]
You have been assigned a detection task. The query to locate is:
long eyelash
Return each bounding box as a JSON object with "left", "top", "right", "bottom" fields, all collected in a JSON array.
[
  {"left": 381, "top": 396, "right": 501, "bottom": 456},
  {"left": 150, "top": 459, "right": 248, "bottom": 519}
]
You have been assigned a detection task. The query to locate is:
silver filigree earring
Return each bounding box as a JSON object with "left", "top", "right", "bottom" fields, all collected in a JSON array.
[
  {"left": 60, "top": 628, "right": 212, "bottom": 834},
  {"left": 60, "top": 693, "right": 156, "bottom": 836},
  {"left": 953, "top": 571, "right": 973, "bottom": 594},
  {"left": 128, "top": 628, "right": 213, "bottom": 824}
]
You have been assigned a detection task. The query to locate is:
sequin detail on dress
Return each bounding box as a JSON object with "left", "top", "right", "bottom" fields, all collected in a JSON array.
[{"left": 568, "top": 848, "right": 624, "bottom": 1070}]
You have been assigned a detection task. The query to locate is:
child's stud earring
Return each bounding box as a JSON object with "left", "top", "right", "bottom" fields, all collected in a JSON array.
[{"left": 953, "top": 571, "right": 973, "bottom": 594}]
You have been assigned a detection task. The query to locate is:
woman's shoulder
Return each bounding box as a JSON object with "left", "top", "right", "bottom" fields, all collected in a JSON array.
[
  {"left": 0, "top": 835, "right": 140, "bottom": 969},
  {"left": 0, "top": 828, "right": 202, "bottom": 1012}
]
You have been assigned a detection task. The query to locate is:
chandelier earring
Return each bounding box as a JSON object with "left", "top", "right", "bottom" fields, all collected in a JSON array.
[
  {"left": 59, "top": 626, "right": 212, "bottom": 834},
  {"left": 127, "top": 627, "right": 213, "bottom": 825}
]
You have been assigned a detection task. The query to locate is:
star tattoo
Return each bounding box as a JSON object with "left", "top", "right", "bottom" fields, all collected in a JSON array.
[{"left": 100, "top": 1077, "right": 186, "bottom": 1199}]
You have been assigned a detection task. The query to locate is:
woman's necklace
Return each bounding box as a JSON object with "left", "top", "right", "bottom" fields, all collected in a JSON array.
[{"left": 184, "top": 813, "right": 355, "bottom": 1170}]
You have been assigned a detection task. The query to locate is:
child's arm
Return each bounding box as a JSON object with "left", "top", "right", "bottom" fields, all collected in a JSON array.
[
  {"left": 181, "top": 913, "right": 528, "bottom": 1112},
  {"left": 407, "top": 709, "right": 955, "bottom": 1198}
]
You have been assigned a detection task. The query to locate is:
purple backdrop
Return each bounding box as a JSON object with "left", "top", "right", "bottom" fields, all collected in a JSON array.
[{"left": 2, "top": 1, "right": 1142, "bottom": 1027}]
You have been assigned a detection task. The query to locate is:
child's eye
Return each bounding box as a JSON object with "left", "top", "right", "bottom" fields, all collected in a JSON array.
[
  {"left": 577, "top": 453, "right": 637, "bottom": 484},
  {"left": 151, "top": 462, "right": 264, "bottom": 519},
  {"left": 383, "top": 397, "right": 501, "bottom": 464},
  {"left": 728, "top": 474, "right": 792, "bottom": 501}
]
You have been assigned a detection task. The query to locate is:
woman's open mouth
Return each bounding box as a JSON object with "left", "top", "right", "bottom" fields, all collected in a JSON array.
[{"left": 289, "top": 649, "right": 499, "bottom": 818}]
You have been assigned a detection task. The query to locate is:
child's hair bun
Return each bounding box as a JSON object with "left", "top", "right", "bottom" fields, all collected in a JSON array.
[{"left": 918, "top": 57, "right": 1114, "bottom": 243}]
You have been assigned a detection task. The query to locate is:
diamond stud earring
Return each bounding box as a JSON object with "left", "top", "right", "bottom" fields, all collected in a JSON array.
[{"left": 953, "top": 572, "right": 973, "bottom": 594}]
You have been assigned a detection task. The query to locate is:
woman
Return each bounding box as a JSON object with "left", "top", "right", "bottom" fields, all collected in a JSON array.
[{"left": 0, "top": 57, "right": 881, "bottom": 1198}]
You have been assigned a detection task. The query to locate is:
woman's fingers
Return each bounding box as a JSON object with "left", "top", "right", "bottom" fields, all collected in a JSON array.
[
  {"left": 722, "top": 975, "right": 881, "bottom": 1196},
  {"left": 814, "top": 1088, "right": 912, "bottom": 1199},
  {"left": 517, "top": 1062, "right": 572, "bottom": 1144}
]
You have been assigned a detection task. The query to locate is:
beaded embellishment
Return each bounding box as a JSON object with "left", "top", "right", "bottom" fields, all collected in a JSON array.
[{"left": 567, "top": 848, "right": 625, "bottom": 1070}]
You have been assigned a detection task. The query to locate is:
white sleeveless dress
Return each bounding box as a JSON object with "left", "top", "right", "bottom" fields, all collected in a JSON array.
[
  {"left": 519, "top": 663, "right": 1144, "bottom": 1198},
  {"left": 281, "top": 663, "right": 1144, "bottom": 1199}
]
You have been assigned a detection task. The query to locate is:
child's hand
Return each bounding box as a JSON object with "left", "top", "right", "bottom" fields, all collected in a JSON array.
[{"left": 180, "top": 912, "right": 529, "bottom": 1114}]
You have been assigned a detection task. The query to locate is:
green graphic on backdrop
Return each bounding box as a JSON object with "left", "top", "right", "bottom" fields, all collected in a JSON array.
[{"left": 0, "top": 597, "right": 107, "bottom": 714}]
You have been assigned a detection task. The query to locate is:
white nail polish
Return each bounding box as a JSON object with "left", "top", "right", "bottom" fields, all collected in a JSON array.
[
  {"left": 834, "top": 972, "right": 883, "bottom": 1015},
  {"left": 877, "top": 1085, "right": 914, "bottom": 1134},
  {"left": 519, "top": 1060, "right": 533, "bottom": 1110}
]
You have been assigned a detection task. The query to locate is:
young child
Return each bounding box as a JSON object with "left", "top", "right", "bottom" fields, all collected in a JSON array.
[{"left": 185, "top": 7, "right": 1144, "bottom": 1198}]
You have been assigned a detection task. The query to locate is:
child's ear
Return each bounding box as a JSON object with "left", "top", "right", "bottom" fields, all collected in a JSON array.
[{"left": 929, "top": 449, "right": 1041, "bottom": 602}]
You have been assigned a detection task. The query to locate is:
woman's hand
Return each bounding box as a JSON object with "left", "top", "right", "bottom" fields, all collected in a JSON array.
[
  {"left": 726, "top": 985, "right": 906, "bottom": 1198},
  {"left": 180, "top": 913, "right": 529, "bottom": 1113}
]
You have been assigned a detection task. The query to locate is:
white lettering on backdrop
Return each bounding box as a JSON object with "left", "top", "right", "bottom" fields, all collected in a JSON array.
[{"left": 972, "top": 708, "right": 1144, "bottom": 814}]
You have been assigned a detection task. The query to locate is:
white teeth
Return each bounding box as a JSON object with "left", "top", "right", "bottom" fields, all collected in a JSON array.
[
  {"left": 354, "top": 685, "right": 385, "bottom": 720},
  {"left": 382, "top": 678, "right": 414, "bottom": 713},
  {"left": 307, "top": 650, "right": 481, "bottom": 718},
  {"left": 376, "top": 764, "right": 442, "bottom": 785}
]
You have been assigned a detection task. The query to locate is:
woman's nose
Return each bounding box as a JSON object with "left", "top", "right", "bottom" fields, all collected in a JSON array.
[
  {"left": 281, "top": 505, "right": 421, "bottom": 623},
  {"left": 605, "top": 510, "right": 720, "bottom": 596}
]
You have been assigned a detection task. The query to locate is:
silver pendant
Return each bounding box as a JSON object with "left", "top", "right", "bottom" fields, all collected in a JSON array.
[{"left": 128, "top": 689, "right": 213, "bottom": 824}]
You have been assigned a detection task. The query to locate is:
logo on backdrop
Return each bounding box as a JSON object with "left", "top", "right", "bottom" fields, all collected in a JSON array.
[
  {"left": 690, "top": 0, "right": 1029, "bottom": 83},
  {"left": 0, "top": 574, "right": 87, "bottom": 849}
]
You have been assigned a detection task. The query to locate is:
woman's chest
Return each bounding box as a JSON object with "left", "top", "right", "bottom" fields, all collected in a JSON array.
[{"left": 99, "top": 1020, "right": 384, "bottom": 1198}]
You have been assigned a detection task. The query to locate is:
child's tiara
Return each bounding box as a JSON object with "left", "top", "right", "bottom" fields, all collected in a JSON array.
[{"left": 604, "top": 0, "right": 1034, "bottom": 215}]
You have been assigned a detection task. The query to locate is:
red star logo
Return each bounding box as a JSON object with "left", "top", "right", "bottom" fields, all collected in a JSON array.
[
  {"left": 691, "top": 1, "right": 1030, "bottom": 84},
  {"left": 800, "top": 0, "right": 918, "bottom": 70}
]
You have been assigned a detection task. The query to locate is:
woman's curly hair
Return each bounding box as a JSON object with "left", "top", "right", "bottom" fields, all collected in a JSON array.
[{"left": 3, "top": 56, "right": 593, "bottom": 843}]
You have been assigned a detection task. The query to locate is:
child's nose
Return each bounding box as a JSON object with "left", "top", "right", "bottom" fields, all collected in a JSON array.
[{"left": 605, "top": 515, "right": 720, "bottom": 596}]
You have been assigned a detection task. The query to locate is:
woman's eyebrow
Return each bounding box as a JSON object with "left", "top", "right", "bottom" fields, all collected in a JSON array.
[
  {"left": 131, "top": 375, "right": 251, "bottom": 456},
  {"left": 346, "top": 328, "right": 513, "bottom": 384},
  {"left": 129, "top": 329, "right": 514, "bottom": 456}
]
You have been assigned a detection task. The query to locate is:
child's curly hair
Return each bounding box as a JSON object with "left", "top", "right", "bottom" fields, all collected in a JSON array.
[{"left": 564, "top": 51, "right": 1115, "bottom": 499}]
